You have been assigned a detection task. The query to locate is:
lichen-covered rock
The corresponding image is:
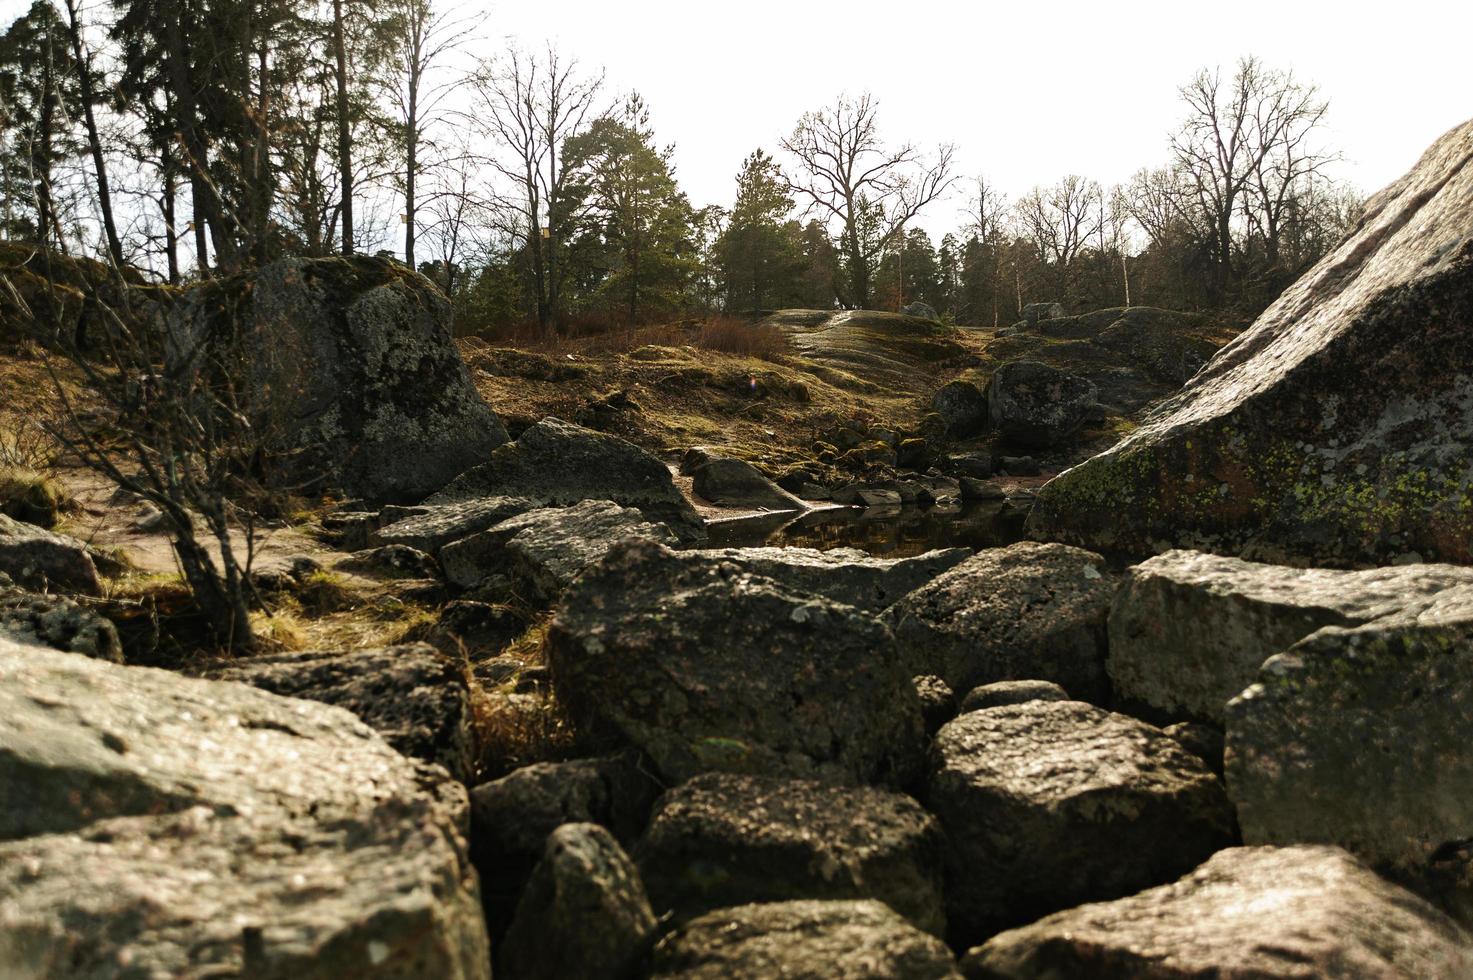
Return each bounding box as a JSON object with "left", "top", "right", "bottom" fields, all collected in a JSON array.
[
  {"left": 1108, "top": 550, "right": 1473, "bottom": 722},
  {"left": 961, "top": 846, "right": 1473, "bottom": 979},
  {"left": 932, "top": 380, "right": 989, "bottom": 438},
  {"left": 0, "top": 637, "right": 490, "bottom": 978},
  {"left": 0, "top": 512, "right": 101, "bottom": 594},
  {"left": 1030, "top": 118, "right": 1473, "bottom": 566},
  {"left": 984, "top": 360, "right": 1099, "bottom": 449},
  {"left": 689, "top": 545, "right": 971, "bottom": 613},
  {"left": 958, "top": 679, "right": 1068, "bottom": 714},
  {"left": 440, "top": 499, "right": 678, "bottom": 597},
  {"left": 887, "top": 542, "right": 1120, "bottom": 702},
  {"left": 636, "top": 773, "right": 946, "bottom": 935},
  {"left": 1225, "top": 587, "right": 1473, "bottom": 874},
  {"left": 209, "top": 643, "right": 476, "bottom": 783},
  {"left": 926, "top": 700, "right": 1235, "bottom": 944},
  {"left": 903, "top": 301, "right": 939, "bottom": 321},
  {"left": 0, "top": 578, "right": 122, "bottom": 661},
  {"left": 498, "top": 823, "right": 656, "bottom": 980},
  {"left": 691, "top": 456, "right": 809, "bottom": 512},
  {"left": 547, "top": 539, "right": 925, "bottom": 786},
  {"left": 374, "top": 496, "right": 535, "bottom": 553},
  {"left": 650, "top": 900, "right": 961, "bottom": 980},
  {"left": 168, "top": 256, "right": 508, "bottom": 502},
  {"left": 430, "top": 418, "right": 705, "bottom": 543}
]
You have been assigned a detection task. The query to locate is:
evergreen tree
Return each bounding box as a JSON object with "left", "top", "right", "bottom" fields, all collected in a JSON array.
[{"left": 714, "top": 148, "right": 802, "bottom": 311}]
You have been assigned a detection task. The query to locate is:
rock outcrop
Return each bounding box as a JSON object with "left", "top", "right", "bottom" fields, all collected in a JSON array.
[
  {"left": 0, "top": 576, "right": 122, "bottom": 661},
  {"left": 1031, "top": 117, "right": 1473, "bottom": 566},
  {"left": 690, "top": 456, "right": 809, "bottom": 512},
  {"left": 984, "top": 360, "right": 1099, "bottom": 449},
  {"left": 931, "top": 380, "right": 989, "bottom": 438},
  {"left": 0, "top": 512, "right": 102, "bottom": 594},
  {"left": 688, "top": 545, "right": 971, "bottom": 613}
]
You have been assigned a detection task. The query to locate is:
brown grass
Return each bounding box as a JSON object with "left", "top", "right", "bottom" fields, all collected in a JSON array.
[{"left": 693, "top": 316, "right": 790, "bottom": 361}]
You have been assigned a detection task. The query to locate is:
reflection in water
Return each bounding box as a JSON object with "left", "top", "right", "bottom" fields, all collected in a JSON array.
[{"left": 706, "top": 503, "right": 1030, "bottom": 558}]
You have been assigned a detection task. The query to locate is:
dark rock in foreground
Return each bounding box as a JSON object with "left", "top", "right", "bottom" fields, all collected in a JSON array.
[
  {"left": 0, "top": 575, "right": 122, "bottom": 661},
  {"left": 1031, "top": 117, "right": 1473, "bottom": 566},
  {"left": 962, "top": 846, "right": 1473, "bottom": 979},
  {"left": 0, "top": 512, "right": 102, "bottom": 594}
]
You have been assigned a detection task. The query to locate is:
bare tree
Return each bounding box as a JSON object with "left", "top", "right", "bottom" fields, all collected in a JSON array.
[
  {"left": 1015, "top": 174, "right": 1103, "bottom": 270},
  {"left": 781, "top": 92, "right": 954, "bottom": 309},
  {"left": 961, "top": 175, "right": 1007, "bottom": 326}
]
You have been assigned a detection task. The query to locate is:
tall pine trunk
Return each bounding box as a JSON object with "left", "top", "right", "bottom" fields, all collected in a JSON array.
[
  {"left": 331, "top": 0, "right": 353, "bottom": 255},
  {"left": 62, "top": 0, "right": 124, "bottom": 269}
]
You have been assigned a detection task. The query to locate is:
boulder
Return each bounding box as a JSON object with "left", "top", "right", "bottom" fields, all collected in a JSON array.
[
  {"left": 833, "top": 485, "right": 904, "bottom": 508},
  {"left": 984, "top": 360, "right": 1098, "bottom": 449},
  {"left": 903, "top": 301, "right": 939, "bottom": 321},
  {"left": 897, "top": 438, "right": 929, "bottom": 469},
  {"left": 373, "top": 495, "right": 535, "bottom": 553},
  {"left": 691, "top": 456, "right": 808, "bottom": 512},
  {"left": 546, "top": 539, "right": 925, "bottom": 786},
  {"left": 1108, "top": 550, "right": 1473, "bottom": 722},
  {"left": 931, "top": 381, "right": 989, "bottom": 438},
  {"left": 635, "top": 773, "right": 946, "bottom": 934},
  {"left": 1225, "top": 586, "right": 1473, "bottom": 874},
  {"left": 167, "top": 256, "right": 508, "bottom": 502},
  {"left": 926, "top": 700, "right": 1234, "bottom": 944},
  {"left": 649, "top": 900, "right": 961, "bottom": 980},
  {"left": 962, "top": 846, "right": 1473, "bottom": 979},
  {"left": 406, "top": 599, "right": 528, "bottom": 660},
  {"left": 0, "top": 577, "right": 122, "bottom": 661},
  {"left": 1021, "top": 302, "right": 1064, "bottom": 328},
  {"left": 958, "top": 477, "right": 1006, "bottom": 501},
  {"left": 887, "top": 542, "right": 1119, "bottom": 702},
  {"left": 498, "top": 823, "right": 657, "bottom": 980},
  {"left": 914, "top": 675, "right": 957, "bottom": 734},
  {"left": 209, "top": 643, "right": 476, "bottom": 783},
  {"left": 429, "top": 418, "right": 705, "bottom": 543},
  {"left": 1164, "top": 722, "right": 1225, "bottom": 777},
  {"left": 439, "top": 499, "right": 678, "bottom": 597},
  {"left": 340, "top": 543, "right": 440, "bottom": 578},
  {"left": 687, "top": 545, "right": 971, "bottom": 613},
  {"left": 943, "top": 452, "right": 993, "bottom": 478},
  {"left": 958, "top": 679, "right": 1068, "bottom": 714},
  {"left": 0, "top": 512, "right": 101, "bottom": 594},
  {"left": 0, "top": 638, "right": 490, "bottom": 978},
  {"left": 1030, "top": 118, "right": 1473, "bottom": 566}
]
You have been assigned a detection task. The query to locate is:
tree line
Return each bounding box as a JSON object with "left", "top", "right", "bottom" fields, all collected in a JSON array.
[{"left": 0, "top": 0, "right": 1361, "bottom": 331}]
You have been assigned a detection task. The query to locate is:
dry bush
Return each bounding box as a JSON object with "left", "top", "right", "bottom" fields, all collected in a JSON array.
[
  {"left": 0, "top": 421, "right": 68, "bottom": 527},
  {"left": 694, "top": 316, "right": 790, "bottom": 361}
]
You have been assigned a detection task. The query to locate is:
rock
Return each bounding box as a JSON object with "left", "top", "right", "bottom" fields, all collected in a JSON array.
[
  {"left": 209, "top": 643, "right": 476, "bottom": 783},
  {"left": 931, "top": 380, "right": 988, "bottom": 438},
  {"left": 167, "top": 255, "right": 508, "bottom": 502},
  {"left": 1031, "top": 120, "right": 1473, "bottom": 565},
  {"left": 1108, "top": 550, "right": 1473, "bottom": 722},
  {"left": 869, "top": 426, "right": 901, "bottom": 447},
  {"left": 985, "top": 360, "right": 1098, "bottom": 449},
  {"left": 897, "top": 438, "right": 929, "bottom": 469},
  {"left": 840, "top": 441, "right": 899, "bottom": 468},
  {"left": 944, "top": 452, "right": 993, "bottom": 478},
  {"left": 1164, "top": 721, "right": 1225, "bottom": 777},
  {"left": 688, "top": 545, "right": 971, "bottom": 613},
  {"left": 636, "top": 773, "right": 946, "bottom": 934},
  {"left": 650, "top": 900, "right": 961, "bottom": 980},
  {"left": 887, "top": 542, "right": 1119, "bottom": 701},
  {"left": 0, "top": 512, "right": 101, "bottom": 594},
  {"left": 679, "top": 446, "right": 722, "bottom": 476},
  {"left": 499, "top": 823, "right": 656, "bottom": 980},
  {"left": 429, "top": 417, "right": 705, "bottom": 543},
  {"left": 995, "top": 455, "right": 1040, "bottom": 476},
  {"left": 903, "top": 301, "right": 939, "bottom": 321},
  {"left": 834, "top": 485, "right": 903, "bottom": 508},
  {"left": 374, "top": 495, "right": 535, "bottom": 553},
  {"left": 406, "top": 599, "right": 528, "bottom": 660},
  {"left": 928, "top": 701, "right": 1234, "bottom": 944},
  {"left": 0, "top": 578, "right": 122, "bottom": 661},
  {"left": 0, "top": 638, "right": 490, "bottom": 978},
  {"left": 440, "top": 499, "right": 678, "bottom": 597},
  {"left": 958, "top": 477, "right": 1006, "bottom": 501},
  {"left": 1225, "top": 587, "right": 1473, "bottom": 875},
  {"left": 1021, "top": 301, "right": 1064, "bottom": 328},
  {"left": 958, "top": 679, "right": 1068, "bottom": 713},
  {"left": 547, "top": 539, "right": 926, "bottom": 786},
  {"left": 961, "top": 846, "right": 1473, "bottom": 979},
  {"left": 691, "top": 456, "right": 808, "bottom": 512},
  {"left": 341, "top": 543, "right": 440, "bottom": 578},
  {"left": 913, "top": 675, "right": 957, "bottom": 734}
]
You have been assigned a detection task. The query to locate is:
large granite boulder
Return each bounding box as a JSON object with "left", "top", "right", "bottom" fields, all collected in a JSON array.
[
  {"left": 429, "top": 417, "right": 705, "bottom": 543},
  {"left": 985, "top": 360, "right": 1099, "bottom": 449},
  {"left": 167, "top": 256, "right": 508, "bottom": 502},
  {"left": 689, "top": 545, "right": 971, "bottom": 613},
  {"left": 1225, "top": 586, "right": 1473, "bottom": 875},
  {"left": 546, "top": 539, "right": 925, "bottom": 786},
  {"left": 690, "top": 456, "right": 809, "bottom": 512},
  {"left": 1031, "top": 118, "right": 1473, "bottom": 566},
  {"left": 926, "top": 700, "right": 1234, "bottom": 945},
  {"left": 208, "top": 643, "right": 477, "bottom": 783},
  {"left": 887, "top": 542, "right": 1120, "bottom": 702},
  {"left": 0, "top": 512, "right": 102, "bottom": 594},
  {"left": 636, "top": 773, "right": 946, "bottom": 935},
  {"left": 0, "top": 637, "right": 490, "bottom": 978},
  {"left": 962, "top": 846, "right": 1473, "bottom": 979},
  {"left": 931, "top": 380, "right": 989, "bottom": 438},
  {"left": 903, "top": 301, "right": 939, "bottom": 321},
  {"left": 0, "top": 576, "right": 122, "bottom": 661},
  {"left": 1110, "top": 550, "right": 1473, "bottom": 722},
  {"left": 650, "top": 900, "right": 961, "bottom": 980}
]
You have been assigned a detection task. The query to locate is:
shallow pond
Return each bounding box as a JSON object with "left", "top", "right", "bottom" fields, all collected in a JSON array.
[{"left": 706, "top": 502, "right": 1030, "bottom": 558}]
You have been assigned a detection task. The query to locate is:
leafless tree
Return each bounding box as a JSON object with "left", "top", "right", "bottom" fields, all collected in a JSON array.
[
  {"left": 961, "top": 176, "right": 1007, "bottom": 326},
  {"left": 1015, "top": 174, "right": 1103, "bottom": 270},
  {"left": 781, "top": 92, "right": 954, "bottom": 309}
]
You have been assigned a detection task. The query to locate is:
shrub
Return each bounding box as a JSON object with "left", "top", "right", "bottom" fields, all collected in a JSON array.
[{"left": 694, "top": 316, "right": 790, "bottom": 361}]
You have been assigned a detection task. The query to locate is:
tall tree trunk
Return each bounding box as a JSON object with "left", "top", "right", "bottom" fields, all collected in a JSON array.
[
  {"left": 403, "top": 66, "right": 417, "bottom": 269},
  {"left": 192, "top": 175, "right": 210, "bottom": 276},
  {"left": 165, "top": 0, "right": 234, "bottom": 269},
  {"left": 161, "top": 144, "right": 179, "bottom": 283},
  {"left": 331, "top": 0, "right": 354, "bottom": 256},
  {"left": 254, "top": 42, "right": 272, "bottom": 264},
  {"left": 62, "top": 0, "right": 124, "bottom": 269}
]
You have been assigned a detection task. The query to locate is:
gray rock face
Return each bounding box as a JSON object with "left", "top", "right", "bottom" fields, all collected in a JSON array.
[
  {"left": 209, "top": 643, "right": 476, "bottom": 783},
  {"left": 903, "top": 301, "right": 940, "bottom": 321},
  {"left": 888, "top": 542, "right": 1120, "bottom": 702},
  {"left": 374, "top": 496, "right": 535, "bottom": 553},
  {"left": 984, "top": 360, "right": 1099, "bottom": 449},
  {"left": 168, "top": 256, "right": 508, "bottom": 502},
  {"left": 932, "top": 380, "right": 989, "bottom": 438},
  {"left": 958, "top": 680, "right": 1068, "bottom": 714},
  {"left": 440, "top": 499, "right": 678, "bottom": 597},
  {"left": 0, "top": 579, "right": 122, "bottom": 661},
  {"left": 962, "top": 846, "right": 1473, "bottom": 979},
  {"left": 1030, "top": 118, "right": 1473, "bottom": 566},
  {"left": 0, "top": 638, "right": 490, "bottom": 978},
  {"left": 429, "top": 418, "right": 705, "bottom": 543},
  {"left": 499, "top": 823, "right": 657, "bottom": 980},
  {"left": 914, "top": 675, "right": 957, "bottom": 734},
  {"left": 0, "top": 512, "right": 101, "bottom": 594},
  {"left": 1108, "top": 550, "right": 1473, "bottom": 722},
  {"left": 1021, "top": 302, "right": 1065, "bottom": 328},
  {"left": 636, "top": 773, "right": 946, "bottom": 935},
  {"left": 1225, "top": 587, "right": 1473, "bottom": 874},
  {"left": 691, "top": 457, "right": 808, "bottom": 512},
  {"left": 547, "top": 539, "right": 925, "bottom": 786},
  {"left": 926, "top": 700, "right": 1234, "bottom": 944},
  {"left": 650, "top": 900, "right": 961, "bottom": 980},
  {"left": 689, "top": 545, "right": 971, "bottom": 613}
]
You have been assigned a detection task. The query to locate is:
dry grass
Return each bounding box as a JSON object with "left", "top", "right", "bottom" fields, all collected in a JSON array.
[{"left": 693, "top": 316, "right": 790, "bottom": 361}]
